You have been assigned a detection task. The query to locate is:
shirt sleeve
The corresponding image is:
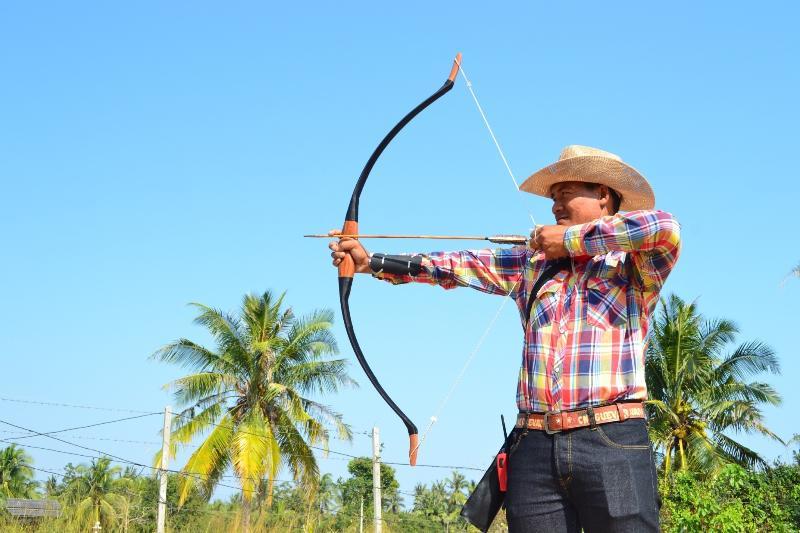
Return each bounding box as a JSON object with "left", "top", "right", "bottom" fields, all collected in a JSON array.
[
  {"left": 563, "top": 210, "right": 681, "bottom": 290},
  {"left": 372, "top": 246, "right": 530, "bottom": 297}
]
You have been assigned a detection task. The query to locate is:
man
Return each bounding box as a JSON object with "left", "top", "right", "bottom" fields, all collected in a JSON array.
[{"left": 329, "top": 145, "right": 681, "bottom": 532}]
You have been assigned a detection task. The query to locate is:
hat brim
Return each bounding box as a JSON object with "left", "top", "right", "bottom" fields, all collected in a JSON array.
[{"left": 519, "top": 156, "right": 655, "bottom": 211}]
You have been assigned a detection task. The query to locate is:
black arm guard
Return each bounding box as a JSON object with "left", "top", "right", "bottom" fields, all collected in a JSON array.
[{"left": 369, "top": 253, "right": 423, "bottom": 276}]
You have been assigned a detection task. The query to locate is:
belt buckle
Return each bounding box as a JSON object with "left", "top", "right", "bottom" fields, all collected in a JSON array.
[{"left": 543, "top": 410, "right": 561, "bottom": 435}]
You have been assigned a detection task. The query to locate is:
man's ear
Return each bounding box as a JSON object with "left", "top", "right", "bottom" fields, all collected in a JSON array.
[{"left": 598, "top": 184, "right": 611, "bottom": 210}]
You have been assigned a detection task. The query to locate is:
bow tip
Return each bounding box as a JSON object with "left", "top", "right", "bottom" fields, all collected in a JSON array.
[
  {"left": 448, "top": 53, "right": 462, "bottom": 82},
  {"left": 409, "top": 433, "right": 419, "bottom": 466}
]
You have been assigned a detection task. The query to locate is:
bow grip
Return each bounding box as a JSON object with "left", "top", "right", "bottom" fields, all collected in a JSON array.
[{"left": 338, "top": 221, "right": 359, "bottom": 278}]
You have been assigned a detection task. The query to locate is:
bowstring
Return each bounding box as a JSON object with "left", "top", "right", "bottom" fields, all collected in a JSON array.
[
  {"left": 457, "top": 59, "right": 536, "bottom": 228},
  {"left": 412, "top": 57, "right": 538, "bottom": 456}
]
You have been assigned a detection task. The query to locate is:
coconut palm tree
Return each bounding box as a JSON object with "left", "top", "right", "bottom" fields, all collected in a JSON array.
[
  {"left": 444, "top": 471, "right": 469, "bottom": 530},
  {"left": 646, "top": 294, "right": 782, "bottom": 476},
  {"left": 414, "top": 481, "right": 450, "bottom": 528},
  {"left": 152, "top": 291, "right": 355, "bottom": 532},
  {"left": 782, "top": 262, "right": 800, "bottom": 286},
  {"left": 315, "top": 473, "right": 339, "bottom": 515},
  {"left": 445, "top": 471, "right": 467, "bottom": 505},
  {"left": 63, "top": 457, "right": 128, "bottom": 531},
  {"left": 0, "top": 445, "right": 37, "bottom": 499}
]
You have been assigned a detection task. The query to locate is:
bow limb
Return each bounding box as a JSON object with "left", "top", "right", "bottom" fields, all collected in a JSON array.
[{"left": 337, "top": 53, "right": 462, "bottom": 466}]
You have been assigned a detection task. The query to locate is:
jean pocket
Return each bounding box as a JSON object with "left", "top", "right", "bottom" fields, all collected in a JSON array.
[
  {"left": 594, "top": 420, "right": 650, "bottom": 450},
  {"left": 586, "top": 276, "right": 628, "bottom": 329}
]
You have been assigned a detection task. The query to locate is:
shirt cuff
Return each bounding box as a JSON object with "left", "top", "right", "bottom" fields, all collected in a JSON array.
[{"left": 563, "top": 224, "right": 589, "bottom": 257}]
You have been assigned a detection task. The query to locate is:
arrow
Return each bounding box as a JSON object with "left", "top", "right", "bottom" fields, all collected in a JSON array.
[{"left": 304, "top": 233, "right": 529, "bottom": 245}]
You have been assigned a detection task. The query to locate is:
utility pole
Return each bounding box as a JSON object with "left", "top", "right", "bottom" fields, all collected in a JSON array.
[
  {"left": 359, "top": 496, "right": 364, "bottom": 533},
  {"left": 157, "top": 406, "right": 172, "bottom": 533},
  {"left": 372, "top": 426, "right": 382, "bottom": 533}
]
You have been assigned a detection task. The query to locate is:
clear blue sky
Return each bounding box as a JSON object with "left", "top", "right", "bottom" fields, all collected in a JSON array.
[{"left": 2, "top": 1, "right": 798, "bottom": 502}]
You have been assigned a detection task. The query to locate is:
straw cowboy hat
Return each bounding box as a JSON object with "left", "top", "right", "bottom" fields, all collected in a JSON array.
[{"left": 520, "top": 145, "right": 655, "bottom": 211}]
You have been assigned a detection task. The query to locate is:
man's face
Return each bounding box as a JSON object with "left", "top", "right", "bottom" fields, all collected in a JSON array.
[{"left": 549, "top": 181, "right": 610, "bottom": 226}]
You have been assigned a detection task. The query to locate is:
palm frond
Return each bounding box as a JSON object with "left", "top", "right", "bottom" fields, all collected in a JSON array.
[
  {"left": 151, "top": 339, "right": 232, "bottom": 372},
  {"left": 158, "top": 403, "right": 224, "bottom": 463},
  {"left": 165, "top": 371, "right": 238, "bottom": 406},
  {"left": 298, "top": 399, "right": 352, "bottom": 443},
  {"left": 713, "top": 432, "right": 767, "bottom": 470},
  {"left": 189, "top": 303, "right": 250, "bottom": 369},
  {"left": 706, "top": 380, "right": 781, "bottom": 408},
  {"left": 285, "top": 309, "right": 337, "bottom": 353},
  {"left": 715, "top": 340, "right": 780, "bottom": 381},
  {"left": 697, "top": 318, "right": 738, "bottom": 359},
  {"left": 273, "top": 411, "right": 319, "bottom": 488},
  {"left": 231, "top": 410, "right": 276, "bottom": 501},
  {"left": 176, "top": 414, "right": 234, "bottom": 505},
  {"left": 277, "top": 359, "right": 358, "bottom": 395}
]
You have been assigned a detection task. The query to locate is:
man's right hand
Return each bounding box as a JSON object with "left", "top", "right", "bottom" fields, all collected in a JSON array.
[{"left": 328, "top": 230, "right": 372, "bottom": 274}]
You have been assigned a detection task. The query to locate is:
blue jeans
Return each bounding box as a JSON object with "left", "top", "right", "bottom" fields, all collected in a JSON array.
[{"left": 505, "top": 418, "right": 660, "bottom": 532}]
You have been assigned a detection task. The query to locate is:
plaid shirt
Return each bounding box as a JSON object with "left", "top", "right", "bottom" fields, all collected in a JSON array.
[{"left": 373, "top": 210, "right": 681, "bottom": 412}]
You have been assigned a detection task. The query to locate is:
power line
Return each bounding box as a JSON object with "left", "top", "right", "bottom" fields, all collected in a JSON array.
[
  {"left": 2, "top": 412, "right": 161, "bottom": 442},
  {"left": 0, "top": 394, "right": 376, "bottom": 442},
  {"left": 0, "top": 430, "right": 162, "bottom": 446},
  {"left": 1, "top": 439, "right": 108, "bottom": 460},
  {"left": 382, "top": 460, "right": 483, "bottom": 472},
  {"left": 3, "top": 437, "right": 298, "bottom": 488},
  {"left": 0, "top": 396, "right": 156, "bottom": 414},
  {"left": 170, "top": 411, "right": 484, "bottom": 472},
  {"left": 0, "top": 418, "right": 259, "bottom": 494},
  {"left": 0, "top": 395, "right": 485, "bottom": 473}
]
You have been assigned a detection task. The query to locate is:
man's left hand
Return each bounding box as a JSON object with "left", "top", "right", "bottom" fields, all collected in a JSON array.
[{"left": 530, "top": 225, "right": 569, "bottom": 259}]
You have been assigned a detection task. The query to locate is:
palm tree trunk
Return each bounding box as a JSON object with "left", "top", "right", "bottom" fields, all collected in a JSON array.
[
  {"left": 303, "top": 497, "right": 314, "bottom": 532},
  {"left": 242, "top": 493, "right": 251, "bottom": 533},
  {"left": 266, "top": 476, "right": 275, "bottom": 509},
  {"left": 678, "top": 439, "right": 686, "bottom": 470},
  {"left": 664, "top": 441, "right": 673, "bottom": 475}
]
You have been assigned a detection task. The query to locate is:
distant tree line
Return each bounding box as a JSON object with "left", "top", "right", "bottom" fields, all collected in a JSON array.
[{"left": 1, "top": 289, "right": 797, "bottom": 531}]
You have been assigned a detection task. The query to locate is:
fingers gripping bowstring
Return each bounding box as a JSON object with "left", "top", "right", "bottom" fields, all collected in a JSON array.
[{"left": 412, "top": 58, "right": 536, "bottom": 458}]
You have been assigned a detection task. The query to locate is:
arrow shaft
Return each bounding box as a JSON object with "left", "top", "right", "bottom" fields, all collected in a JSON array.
[{"left": 305, "top": 233, "right": 529, "bottom": 244}]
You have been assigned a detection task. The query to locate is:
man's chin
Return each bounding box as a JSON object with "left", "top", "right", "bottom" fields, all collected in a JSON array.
[{"left": 556, "top": 218, "right": 571, "bottom": 226}]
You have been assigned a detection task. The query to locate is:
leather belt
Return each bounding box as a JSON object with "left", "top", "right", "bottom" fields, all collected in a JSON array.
[{"left": 515, "top": 402, "right": 645, "bottom": 434}]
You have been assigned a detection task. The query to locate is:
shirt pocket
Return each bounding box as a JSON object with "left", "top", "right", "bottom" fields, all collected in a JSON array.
[
  {"left": 528, "top": 278, "right": 561, "bottom": 330},
  {"left": 586, "top": 275, "right": 628, "bottom": 329}
]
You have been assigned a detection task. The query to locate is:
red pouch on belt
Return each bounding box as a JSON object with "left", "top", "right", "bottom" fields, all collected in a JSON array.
[{"left": 496, "top": 452, "right": 508, "bottom": 492}]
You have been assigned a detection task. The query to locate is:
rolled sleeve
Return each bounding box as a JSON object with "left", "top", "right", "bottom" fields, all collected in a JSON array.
[{"left": 563, "top": 210, "right": 681, "bottom": 290}]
